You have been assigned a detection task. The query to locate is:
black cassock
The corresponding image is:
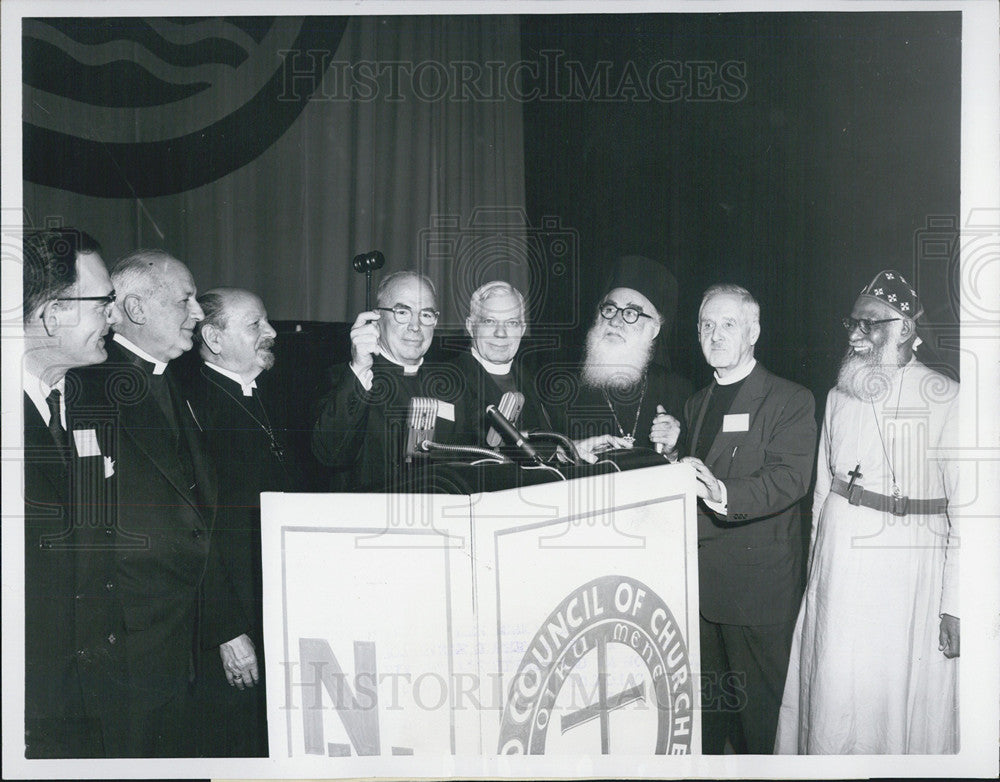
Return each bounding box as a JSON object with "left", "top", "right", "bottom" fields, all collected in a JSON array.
[
  {"left": 548, "top": 363, "right": 693, "bottom": 451},
  {"left": 184, "top": 363, "right": 298, "bottom": 757}
]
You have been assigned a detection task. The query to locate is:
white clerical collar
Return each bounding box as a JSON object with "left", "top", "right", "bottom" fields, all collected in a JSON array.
[
  {"left": 204, "top": 361, "right": 257, "bottom": 396},
  {"left": 379, "top": 347, "right": 422, "bottom": 375},
  {"left": 715, "top": 357, "right": 757, "bottom": 386},
  {"left": 113, "top": 333, "right": 168, "bottom": 375},
  {"left": 471, "top": 346, "right": 513, "bottom": 376},
  {"left": 24, "top": 369, "right": 66, "bottom": 427}
]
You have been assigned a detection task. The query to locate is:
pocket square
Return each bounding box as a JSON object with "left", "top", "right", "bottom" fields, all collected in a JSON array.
[{"left": 103, "top": 456, "right": 115, "bottom": 478}]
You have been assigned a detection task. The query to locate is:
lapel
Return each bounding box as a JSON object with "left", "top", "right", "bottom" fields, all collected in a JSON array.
[
  {"left": 107, "top": 341, "right": 207, "bottom": 512},
  {"left": 23, "top": 393, "right": 67, "bottom": 495},
  {"left": 703, "top": 363, "right": 771, "bottom": 469}
]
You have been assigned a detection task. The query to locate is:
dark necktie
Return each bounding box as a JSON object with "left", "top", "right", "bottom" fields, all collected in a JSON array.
[{"left": 46, "top": 388, "right": 69, "bottom": 455}]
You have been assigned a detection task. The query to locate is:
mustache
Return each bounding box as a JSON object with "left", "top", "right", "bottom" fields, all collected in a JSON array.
[{"left": 257, "top": 337, "right": 276, "bottom": 351}]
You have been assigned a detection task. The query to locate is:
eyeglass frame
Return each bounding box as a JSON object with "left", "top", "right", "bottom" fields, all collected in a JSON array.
[
  {"left": 598, "top": 301, "right": 653, "bottom": 325},
  {"left": 375, "top": 305, "right": 440, "bottom": 326},
  {"left": 842, "top": 316, "right": 901, "bottom": 335},
  {"left": 42, "top": 290, "right": 117, "bottom": 318}
]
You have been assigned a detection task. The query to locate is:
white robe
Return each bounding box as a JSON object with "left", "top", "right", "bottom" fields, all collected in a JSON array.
[{"left": 775, "top": 358, "right": 959, "bottom": 754}]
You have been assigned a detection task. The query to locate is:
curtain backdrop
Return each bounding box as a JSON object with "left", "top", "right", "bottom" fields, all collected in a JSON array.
[{"left": 23, "top": 15, "right": 527, "bottom": 326}]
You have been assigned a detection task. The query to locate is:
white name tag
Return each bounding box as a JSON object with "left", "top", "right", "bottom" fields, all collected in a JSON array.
[
  {"left": 72, "top": 428, "right": 102, "bottom": 457},
  {"left": 437, "top": 401, "right": 455, "bottom": 422},
  {"left": 722, "top": 413, "right": 749, "bottom": 432}
]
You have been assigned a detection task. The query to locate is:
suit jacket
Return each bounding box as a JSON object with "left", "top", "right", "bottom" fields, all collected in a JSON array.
[
  {"left": 312, "top": 355, "right": 459, "bottom": 492},
  {"left": 23, "top": 390, "right": 128, "bottom": 756},
  {"left": 684, "top": 362, "right": 816, "bottom": 626},
  {"left": 72, "top": 339, "right": 238, "bottom": 714}
]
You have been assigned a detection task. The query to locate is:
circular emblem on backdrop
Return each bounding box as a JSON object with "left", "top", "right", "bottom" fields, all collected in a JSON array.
[
  {"left": 497, "top": 575, "right": 694, "bottom": 755},
  {"left": 23, "top": 16, "right": 348, "bottom": 197}
]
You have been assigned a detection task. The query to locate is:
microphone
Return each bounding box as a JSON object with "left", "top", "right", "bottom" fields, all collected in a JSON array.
[
  {"left": 352, "top": 250, "right": 386, "bottom": 310},
  {"left": 486, "top": 391, "right": 524, "bottom": 448},
  {"left": 405, "top": 397, "right": 438, "bottom": 461},
  {"left": 485, "top": 404, "right": 541, "bottom": 463}
]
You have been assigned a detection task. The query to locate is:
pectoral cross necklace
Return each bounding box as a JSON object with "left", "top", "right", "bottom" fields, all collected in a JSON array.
[
  {"left": 204, "top": 373, "right": 287, "bottom": 462},
  {"left": 855, "top": 363, "right": 907, "bottom": 498},
  {"left": 603, "top": 375, "right": 647, "bottom": 446}
]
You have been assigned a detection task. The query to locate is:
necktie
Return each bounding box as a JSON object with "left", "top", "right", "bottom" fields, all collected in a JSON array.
[{"left": 46, "top": 388, "right": 69, "bottom": 456}]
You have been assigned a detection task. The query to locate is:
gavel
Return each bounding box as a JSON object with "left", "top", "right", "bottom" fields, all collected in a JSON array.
[{"left": 352, "top": 250, "right": 385, "bottom": 310}]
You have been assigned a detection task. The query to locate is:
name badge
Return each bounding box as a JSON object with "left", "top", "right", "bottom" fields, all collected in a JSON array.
[
  {"left": 73, "top": 428, "right": 102, "bottom": 457},
  {"left": 722, "top": 413, "right": 749, "bottom": 432},
  {"left": 437, "top": 401, "right": 455, "bottom": 422}
]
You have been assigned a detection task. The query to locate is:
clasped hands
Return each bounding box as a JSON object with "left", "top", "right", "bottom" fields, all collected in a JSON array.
[{"left": 220, "top": 633, "right": 259, "bottom": 690}]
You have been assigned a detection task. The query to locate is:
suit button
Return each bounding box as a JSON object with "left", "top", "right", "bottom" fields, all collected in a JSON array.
[
  {"left": 107, "top": 633, "right": 117, "bottom": 645},
  {"left": 105, "top": 581, "right": 114, "bottom": 591},
  {"left": 104, "top": 528, "right": 113, "bottom": 537},
  {"left": 192, "top": 529, "right": 203, "bottom": 539}
]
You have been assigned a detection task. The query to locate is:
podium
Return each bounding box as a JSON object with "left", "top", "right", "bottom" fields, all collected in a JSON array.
[{"left": 261, "top": 461, "right": 701, "bottom": 761}]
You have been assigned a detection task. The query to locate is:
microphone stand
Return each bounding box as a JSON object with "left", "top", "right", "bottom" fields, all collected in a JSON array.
[
  {"left": 526, "top": 430, "right": 584, "bottom": 465},
  {"left": 419, "top": 441, "right": 512, "bottom": 463}
]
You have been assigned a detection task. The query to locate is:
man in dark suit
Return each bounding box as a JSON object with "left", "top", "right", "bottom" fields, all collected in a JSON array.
[
  {"left": 449, "top": 281, "right": 553, "bottom": 448},
  {"left": 21, "top": 228, "right": 124, "bottom": 757},
  {"left": 662, "top": 283, "right": 816, "bottom": 754},
  {"left": 312, "top": 270, "right": 457, "bottom": 491},
  {"left": 184, "top": 287, "right": 298, "bottom": 756},
  {"left": 72, "top": 250, "right": 254, "bottom": 756}
]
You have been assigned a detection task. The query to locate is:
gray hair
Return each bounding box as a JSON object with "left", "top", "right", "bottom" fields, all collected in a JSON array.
[
  {"left": 111, "top": 249, "right": 178, "bottom": 299},
  {"left": 376, "top": 270, "right": 436, "bottom": 306},
  {"left": 468, "top": 280, "right": 526, "bottom": 322},
  {"left": 698, "top": 283, "right": 760, "bottom": 326}
]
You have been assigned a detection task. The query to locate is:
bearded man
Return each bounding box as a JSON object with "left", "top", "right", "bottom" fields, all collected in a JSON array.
[
  {"left": 776, "top": 270, "right": 959, "bottom": 755},
  {"left": 184, "top": 288, "right": 298, "bottom": 756},
  {"left": 554, "top": 255, "right": 691, "bottom": 462}
]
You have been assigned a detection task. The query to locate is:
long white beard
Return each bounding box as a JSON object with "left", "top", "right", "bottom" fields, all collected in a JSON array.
[
  {"left": 835, "top": 343, "right": 901, "bottom": 401},
  {"left": 581, "top": 326, "right": 653, "bottom": 391}
]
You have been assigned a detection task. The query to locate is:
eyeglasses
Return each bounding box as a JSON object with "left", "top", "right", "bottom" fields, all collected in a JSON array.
[
  {"left": 477, "top": 318, "right": 524, "bottom": 330},
  {"left": 376, "top": 306, "right": 440, "bottom": 326},
  {"left": 598, "top": 302, "right": 653, "bottom": 325},
  {"left": 842, "top": 316, "right": 900, "bottom": 335},
  {"left": 44, "top": 290, "right": 117, "bottom": 317}
]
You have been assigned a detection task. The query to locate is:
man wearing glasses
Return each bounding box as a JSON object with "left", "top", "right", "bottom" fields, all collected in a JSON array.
[
  {"left": 666, "top": 283, "right": 816, "bottom": 755},
  {"left": 554, "top": 255, "right": 691, "bottom": 463},
  {"left": 312, "top": 270, "right": 456, "bottom": 491},
  {"left": 21, "top": 228, "right": 123, "bottom": 757},
  {"left": 776, "top": 270, "right": 959, "bottom": 754},
  {"left": 448, "top": 280, "right": 553, "bottom": 448}
]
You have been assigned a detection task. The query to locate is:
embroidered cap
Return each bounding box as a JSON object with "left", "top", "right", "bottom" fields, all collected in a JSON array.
[{"left": 857, "top": 269, "right": 923, "bottom": 319}]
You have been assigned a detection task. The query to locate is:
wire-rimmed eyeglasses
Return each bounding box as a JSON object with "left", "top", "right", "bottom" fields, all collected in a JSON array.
[
  {"left": 376, "top": 305, "right": 440, "bottom": 326},
  {"left": 842, "top": 316, "right": 900, "bottom": 335},
  {"left": 598, "top": 302, "right": 653, "bottom": 325}
]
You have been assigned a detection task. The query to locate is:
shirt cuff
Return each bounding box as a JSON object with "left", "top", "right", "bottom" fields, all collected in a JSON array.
[
  {"left": 350, "top": 363, "right": 373, "bottom": 391},
  {"left": 704, "top": 480, "right": 728, "bottom": 516}
]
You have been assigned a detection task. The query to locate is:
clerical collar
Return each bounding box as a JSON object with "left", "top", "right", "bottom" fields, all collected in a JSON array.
[
  {"left": 113, "top": 333, "right": 168, "bottom": 375},
  {"left": 715, "top": 358, "right": 756, "bottom": 386},
  {"left": 471, "top": 346, "right": 513, "bottom": 376},
  {"left": 379, "top": 347, "right": 422, "bottom": 375},
  {"left": 23, "top": 368, "right": 65, "bottom": 427},
  {"left": 204, "top": 361, "right": 257, "bottom": 396}
]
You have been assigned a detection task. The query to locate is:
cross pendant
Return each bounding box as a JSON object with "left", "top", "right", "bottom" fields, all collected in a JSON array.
[{"left": 847, "top": 463, "right": 863, "bottom": 490}]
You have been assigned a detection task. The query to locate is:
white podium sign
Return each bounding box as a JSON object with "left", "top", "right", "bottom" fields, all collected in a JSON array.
[{"left": 261, "top": 463, "right": 700, "bottom": 766}]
